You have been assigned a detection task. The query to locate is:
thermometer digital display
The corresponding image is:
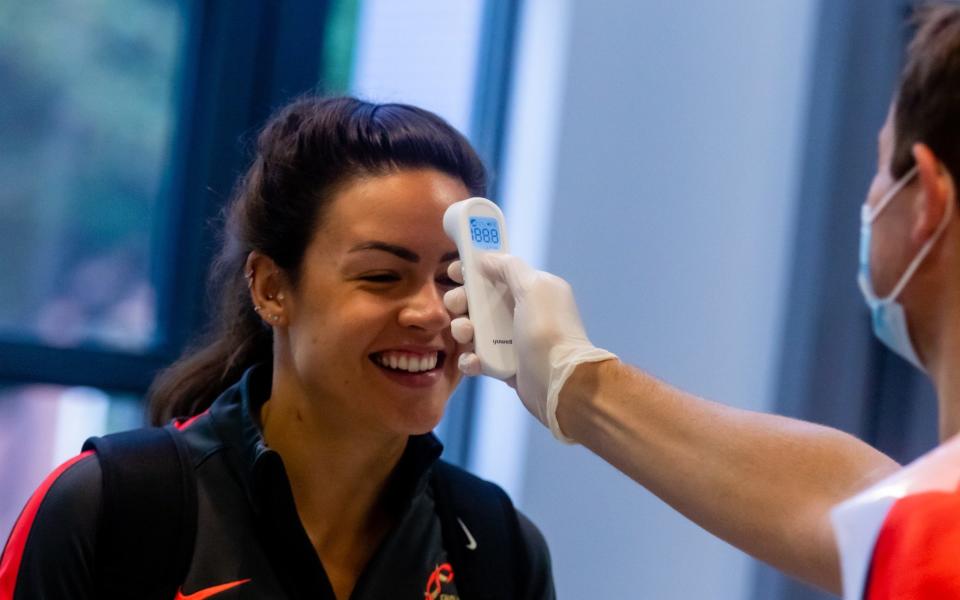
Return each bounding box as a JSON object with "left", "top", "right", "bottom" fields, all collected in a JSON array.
[{"left": 469, "top": 217, "right": 502, "bottom": 250}]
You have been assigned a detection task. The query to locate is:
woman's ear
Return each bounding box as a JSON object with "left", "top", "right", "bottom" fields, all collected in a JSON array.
[
  {"left": 911, "top": 142, "right": 954, "bottom": 244},
  {"left": 244, "top": 252, "right": 289, "bottom": 327}
]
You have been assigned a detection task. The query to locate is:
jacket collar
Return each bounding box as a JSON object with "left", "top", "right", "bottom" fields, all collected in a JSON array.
[{"left": 207, "top": 363, "right": 445, "bottom": 515}]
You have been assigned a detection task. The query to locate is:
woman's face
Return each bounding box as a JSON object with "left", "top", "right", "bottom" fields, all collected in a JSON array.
[{"left": 281, "top": 168, "right": 468, "bottom": 436}]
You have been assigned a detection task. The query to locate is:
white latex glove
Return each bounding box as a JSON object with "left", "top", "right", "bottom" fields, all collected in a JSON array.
[{"left": 444, "top": 254, "right": 617, "bottom": 442}]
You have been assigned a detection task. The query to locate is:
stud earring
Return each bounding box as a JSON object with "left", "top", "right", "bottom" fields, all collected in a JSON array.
[
  {"left": 270, "top": 314, "right": 279, "bottom": 322},
  {"left": 276, "top": 293, "right": 285, "bottom": 301},
  {"left": 254, "top": 305, "right": 262, "bottom": 312}
]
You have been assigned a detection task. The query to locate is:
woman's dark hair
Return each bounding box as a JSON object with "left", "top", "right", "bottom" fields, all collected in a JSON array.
[{"left": 147, "top": 96, "right": 487, "bottom": 425}]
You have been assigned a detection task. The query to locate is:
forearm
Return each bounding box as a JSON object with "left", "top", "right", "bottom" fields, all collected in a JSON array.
[{"left": 557, "top": 359, "right": 900, "bottom": 594}]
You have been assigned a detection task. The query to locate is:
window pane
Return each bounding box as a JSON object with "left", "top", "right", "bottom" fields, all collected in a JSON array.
[
  {"left": 0, "top": 1, "right": 185, "bottom": 352},
  {"left": 0, "top": 384, "right": 143, "bottom": 539}
]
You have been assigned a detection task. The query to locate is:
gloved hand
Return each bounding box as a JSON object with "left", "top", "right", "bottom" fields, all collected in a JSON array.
[{"left": 443, "top": 254, "right": 617, "bottom": 442}]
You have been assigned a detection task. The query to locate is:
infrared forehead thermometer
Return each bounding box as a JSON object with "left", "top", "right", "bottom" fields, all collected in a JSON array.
[{"left": 443, "top": 197, "right": 517, "bottom": 379}]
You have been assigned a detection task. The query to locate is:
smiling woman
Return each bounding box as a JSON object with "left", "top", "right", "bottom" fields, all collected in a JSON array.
[{"left": 0, "top": 97, "right": 555, "bottom": 600}]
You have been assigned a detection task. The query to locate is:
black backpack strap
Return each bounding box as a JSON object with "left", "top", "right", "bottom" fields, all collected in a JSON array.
[
  {"left": 82, "top": 425, "right": 197, "bottom": 600},
  {"left": 431, "top": 460, "right": 524, "bottom": 599}
]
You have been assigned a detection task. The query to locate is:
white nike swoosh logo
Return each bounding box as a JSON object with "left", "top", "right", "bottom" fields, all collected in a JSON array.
[{"left": 457, "top": 517, "right": 478, "bottom": 550}]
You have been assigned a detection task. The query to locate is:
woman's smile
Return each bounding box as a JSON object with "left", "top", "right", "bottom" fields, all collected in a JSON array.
[{"left": 368, "top": 344, "right": 450, "bottom": 388}]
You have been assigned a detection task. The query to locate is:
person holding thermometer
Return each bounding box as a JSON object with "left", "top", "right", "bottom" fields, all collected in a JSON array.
[{"left": 445, "top": 4, "right": 960, "bottom": 597}]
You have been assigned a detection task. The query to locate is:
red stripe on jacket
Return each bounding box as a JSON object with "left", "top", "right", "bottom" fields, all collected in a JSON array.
[
  {"left": 0, "top": 451, "right": 95, "bottom": 600},
  {"left": 175, "top": 410, "right": 208, "bottom": 431}
]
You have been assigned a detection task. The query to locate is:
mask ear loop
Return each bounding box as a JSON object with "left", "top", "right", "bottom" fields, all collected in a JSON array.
[
  {"left": 863, "top": 166, "right": 918, "bottom": 223},
  {"left": 872, "top": 166, "right": 954, "bottom": 303},
  {"left": 859, "top": 166, "right": 918, "bottom": 304}
]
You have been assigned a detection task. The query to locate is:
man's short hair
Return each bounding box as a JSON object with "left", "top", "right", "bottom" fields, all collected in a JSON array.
[{"left": 893, "top": 2, "right": 960, "bottom": 183}]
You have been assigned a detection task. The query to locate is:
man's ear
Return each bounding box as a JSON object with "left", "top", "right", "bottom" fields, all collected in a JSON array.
[
  {"left": 911, "top": 142, "right": 954, "bottom": 245},
  {"left": 244, "top": 251, "right": 289, "bottom": 327}
]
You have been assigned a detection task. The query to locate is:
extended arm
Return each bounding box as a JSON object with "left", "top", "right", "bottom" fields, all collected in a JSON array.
[
  {"left": 559, "top": 359, "right": 897, "bottom": 593},
  {"left": 445, "top": 255, "right": 899, "bottom": 594}
]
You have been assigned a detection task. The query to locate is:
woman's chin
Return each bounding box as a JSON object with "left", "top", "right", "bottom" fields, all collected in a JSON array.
[
  {"left": 405, "top": 412, "right": 447, "bottom": 436},
  {"left": 391, "top": 402, "right": 448, "bottom": 437}
]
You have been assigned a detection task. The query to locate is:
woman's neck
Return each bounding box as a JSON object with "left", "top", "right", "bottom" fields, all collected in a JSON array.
[{"left": 259, "top": 368, "right": 408, "bottom": 598}]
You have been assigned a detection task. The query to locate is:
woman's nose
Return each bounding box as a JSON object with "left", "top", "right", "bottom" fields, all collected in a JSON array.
[{"left": 398, "top": 281, "right": 451, "bottom": 332}]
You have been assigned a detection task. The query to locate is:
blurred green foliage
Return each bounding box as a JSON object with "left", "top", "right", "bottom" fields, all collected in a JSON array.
[
  {"left": 0, "top": 0, "right": 183, "bottom": 343},
  {"left": 0, "top": 0, "right": 361, "bottom": 349}
]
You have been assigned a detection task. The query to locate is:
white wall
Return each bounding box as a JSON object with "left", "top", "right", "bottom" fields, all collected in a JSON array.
[
  {"left": 350, "top": 0, "right": 483, "bottom": 134},
  {"left": 503, "top": 1, "right": 819, "bottom": 597}
]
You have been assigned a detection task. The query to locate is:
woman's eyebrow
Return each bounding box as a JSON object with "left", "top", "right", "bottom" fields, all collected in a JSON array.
[
  {"left": 349, "top": 241, "right": 420, "bottom": 262},
  {"left": 347, "top": 241, "right": 459, "bottom": 263}
]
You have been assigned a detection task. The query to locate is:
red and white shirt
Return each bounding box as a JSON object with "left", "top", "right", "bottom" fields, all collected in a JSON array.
[{"left": 832, "top": 435, "right": 960, "bottom": 599}]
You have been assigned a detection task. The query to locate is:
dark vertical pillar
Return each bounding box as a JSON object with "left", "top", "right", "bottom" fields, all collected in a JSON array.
[{"left": 752, "top": 1, "right": 934, "bottom": 599}]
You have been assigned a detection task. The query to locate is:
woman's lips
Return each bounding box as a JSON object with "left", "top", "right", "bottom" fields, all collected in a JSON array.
[{"left": 369, "top": 350, "right": 448, "bottom": 388}]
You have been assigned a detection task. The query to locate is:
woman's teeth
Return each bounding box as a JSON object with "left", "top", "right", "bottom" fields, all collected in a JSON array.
[{"left": 374, "top": 352, "right": 439, "bottom": 373}]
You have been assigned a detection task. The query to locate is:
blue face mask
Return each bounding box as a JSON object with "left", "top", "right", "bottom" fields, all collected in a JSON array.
[{"left": 857, "top": 165, "right": 951, "bottom": 371}]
